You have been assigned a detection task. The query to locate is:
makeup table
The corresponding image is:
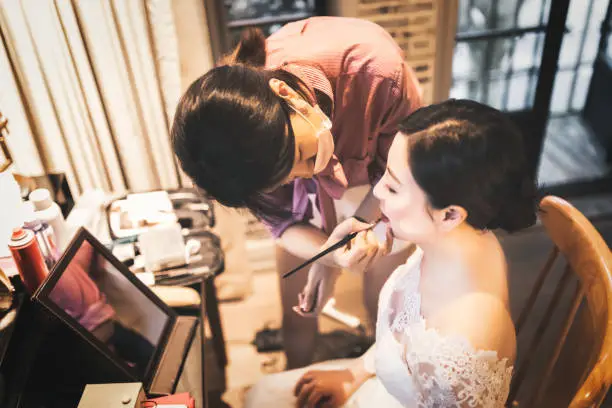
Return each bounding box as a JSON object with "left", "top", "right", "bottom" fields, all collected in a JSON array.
[{"left": 64, "top": 188, "right": 228, "bottom": 407}]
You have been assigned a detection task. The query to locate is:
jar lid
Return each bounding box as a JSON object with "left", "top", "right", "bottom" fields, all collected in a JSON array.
[{"left": 29, "top": 188, "right": 52, "bottom": 211}]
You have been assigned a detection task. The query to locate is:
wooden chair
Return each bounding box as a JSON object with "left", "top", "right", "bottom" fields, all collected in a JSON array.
[{"left": 507, "top": 196, "right": 612, "bottom": 407}]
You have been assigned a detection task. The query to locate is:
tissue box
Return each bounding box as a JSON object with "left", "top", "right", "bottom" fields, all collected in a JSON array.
[{"left": 139, "top": 223, "right": 186, "bottom": 272}]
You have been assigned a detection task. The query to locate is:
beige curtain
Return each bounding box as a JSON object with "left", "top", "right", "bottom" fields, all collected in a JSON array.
[{"left": 0, "top": 0, "right": 182, "bottom": 196}]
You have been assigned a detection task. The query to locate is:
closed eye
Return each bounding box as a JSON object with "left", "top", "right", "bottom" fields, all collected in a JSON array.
[{"left": 383, "top": 171, "right": 398, "bottom": 194}]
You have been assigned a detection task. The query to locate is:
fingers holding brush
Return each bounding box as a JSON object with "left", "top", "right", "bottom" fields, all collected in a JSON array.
[
  {"left": 336, "top": 226, "right": 390, "bottom": 275},
  {"left": 337, "top": 232, "right": 368, "bottom": 267},
  {"left": 283, "top": 217, "right": 383, "bottom": 280},
  {"left": 327, "top": 217, "right": 374, "bottom": 243},
  {"left": 289, "top": 217, "right": 392, "bottom": 317}
]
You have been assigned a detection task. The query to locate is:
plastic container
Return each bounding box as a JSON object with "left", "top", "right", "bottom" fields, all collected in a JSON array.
[
  {"left": 22, "top": 201, "right": 59, "bottom": 269},
  {"left": 29, "top": 188, "right": 67, "bottom": 250}
]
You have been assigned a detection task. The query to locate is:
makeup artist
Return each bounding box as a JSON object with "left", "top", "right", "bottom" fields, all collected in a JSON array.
[{"left": 171, "top": 16, "right": 422, "bottom": 369}]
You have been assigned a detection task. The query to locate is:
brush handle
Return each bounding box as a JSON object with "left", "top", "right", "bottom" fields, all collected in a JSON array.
[{"left": 282, "top": 231, "right": 359, "bottom": 279}]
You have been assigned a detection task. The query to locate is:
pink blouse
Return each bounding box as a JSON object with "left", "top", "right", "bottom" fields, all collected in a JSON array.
[{"left": 263, "top": 17, "right": 422, "bottom": 237}]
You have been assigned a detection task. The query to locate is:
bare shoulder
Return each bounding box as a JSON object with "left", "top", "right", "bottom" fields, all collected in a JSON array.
[{"left": 430, "top": 293, "right": 516, "bottom": 363}]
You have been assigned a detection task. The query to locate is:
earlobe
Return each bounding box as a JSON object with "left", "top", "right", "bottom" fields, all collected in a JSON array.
[
  {"left": 439, "top": 206, "right": 467, "bottom": 231},
  {"left": 268, "top": 78, "right": 293, "bottom": 100},
  {"left": 269, "top": 79, "right": 310, "bottom": 113},
  {"left": 447, "top": 206, "right": 467, "bottom": 221}
]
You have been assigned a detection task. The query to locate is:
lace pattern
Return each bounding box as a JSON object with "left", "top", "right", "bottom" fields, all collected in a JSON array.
[
  {"left": 375, "top": 249, "right": 514, "bottom": 408},
  {"left": 403, "top": 320, "right": 513, "bottom": 408},
  {"left": 389, "top": 264, "right": 421, "bottom": 332}
]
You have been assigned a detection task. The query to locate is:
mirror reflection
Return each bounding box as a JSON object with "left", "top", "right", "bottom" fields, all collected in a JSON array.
[{"left": 48, "top": 240, "right": 168, "bottom": 377}]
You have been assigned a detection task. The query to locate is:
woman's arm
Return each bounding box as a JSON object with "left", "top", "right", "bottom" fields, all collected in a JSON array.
[
  {"left": 277, "top": 216, "right": 384, "bottom": 270},
  {"left": 347, "top": 346, "right": 377, "bottom": 390},
  {"left": 276, "top": 223, "right": 332, "bottom": 265},
  {"left": 359, "top": 342, "right": 377, "bottom": 376}
]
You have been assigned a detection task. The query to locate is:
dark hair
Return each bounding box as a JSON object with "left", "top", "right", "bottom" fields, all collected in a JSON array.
[
  {"left": 400, "top": 99, "right": 537, "bottom": 233},
  {"left": 171, "top": 28, "right": 312, "bottom": 224}
]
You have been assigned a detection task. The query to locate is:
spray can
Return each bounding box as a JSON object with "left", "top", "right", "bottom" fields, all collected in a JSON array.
[{"left": 8, "top": 228, "right": 49, "bottom": 294}]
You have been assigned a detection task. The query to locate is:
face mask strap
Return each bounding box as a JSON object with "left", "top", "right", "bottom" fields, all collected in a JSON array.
[
  {"left": 287, "top": 100, "right": 334, "bottom": 174},
  {"left": 312, "top": 105, "right": 332, "bottom": 131},
  {"left": 288, "top": 102, "right": 331, "bottom": 137}
]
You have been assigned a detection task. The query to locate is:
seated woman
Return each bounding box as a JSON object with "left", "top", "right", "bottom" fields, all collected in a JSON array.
[{"left": 245, "top": 99, "right": 537, "bottom": 407}]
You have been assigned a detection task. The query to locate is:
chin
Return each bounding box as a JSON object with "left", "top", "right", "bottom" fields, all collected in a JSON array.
[
  {"left": 390, "top": 226, "right": 425, "bottom": 244},
  {"left": 387, "top": 223, "right": 409, "bottom": 242},
  {"left": 393, "top": 232, "right": 413, "bottom": 243}
]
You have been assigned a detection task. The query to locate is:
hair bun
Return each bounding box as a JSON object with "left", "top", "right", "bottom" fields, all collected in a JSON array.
[
  {"left": 233, "top": 27, "right": 267, "bottom": 67},
  {"left": 488, "top": 175, "right": 537, "bottom": 233}
]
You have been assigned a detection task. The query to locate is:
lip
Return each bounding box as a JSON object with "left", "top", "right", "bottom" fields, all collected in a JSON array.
[{"left": 380, "top": 210, "right": 390, "bottom": 223}]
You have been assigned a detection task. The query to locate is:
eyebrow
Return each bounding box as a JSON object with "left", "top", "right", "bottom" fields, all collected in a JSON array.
[{"left": 387, "top": 166, "right": 401, "bottom": 185}]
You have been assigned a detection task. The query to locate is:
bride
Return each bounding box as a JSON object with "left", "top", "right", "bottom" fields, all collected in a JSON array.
[{"left": 245, "top": 99, "right": 537, "bottom": 407}]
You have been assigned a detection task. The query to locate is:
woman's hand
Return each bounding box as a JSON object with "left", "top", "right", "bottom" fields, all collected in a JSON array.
[
  {"left": 323, "top": 217, "right": 392, "bottom": 274},
  {"left": 294, "top": 369, "right": 357, "bottom": 408},
  {"left": 293, "top": 263, "right": 340, "bottom": 317},
  {"left": 294, "top": 218, "right": 393, "bottom": 316}
]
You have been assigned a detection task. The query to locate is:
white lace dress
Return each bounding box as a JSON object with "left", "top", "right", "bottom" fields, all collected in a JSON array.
[{"left": 245, "top": 249, "right": 513, "bottom": 407}]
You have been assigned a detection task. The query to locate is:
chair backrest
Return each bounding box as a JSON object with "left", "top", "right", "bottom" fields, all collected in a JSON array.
[{"left": 508, "top": 196, "right": 612, "bottom": 408}]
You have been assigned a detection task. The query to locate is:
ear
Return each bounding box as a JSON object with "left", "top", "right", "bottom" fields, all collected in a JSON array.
[
  {"left": 435, "top": 205, "right": 467, "bottom": 232},
  {"left": 269, "top": 79, "right": 309, "bottom": 113}
]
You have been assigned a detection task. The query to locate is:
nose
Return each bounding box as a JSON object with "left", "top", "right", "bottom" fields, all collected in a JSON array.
[{"left": 373, "top": 180, "right": 383, "bottom": 200}]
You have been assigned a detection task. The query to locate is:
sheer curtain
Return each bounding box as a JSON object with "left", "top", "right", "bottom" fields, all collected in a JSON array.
[{"left": 0, "top": 0, "right": 183, "bottom": 196}]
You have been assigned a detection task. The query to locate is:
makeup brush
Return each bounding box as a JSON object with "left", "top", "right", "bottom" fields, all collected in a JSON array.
[{"left": 282, "top": 217, "right": 381, "bottom": 279}]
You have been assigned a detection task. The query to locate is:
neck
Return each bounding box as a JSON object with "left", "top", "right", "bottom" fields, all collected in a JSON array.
[{"left": 419, "top": 223, "right": 490, "bottom": 265}]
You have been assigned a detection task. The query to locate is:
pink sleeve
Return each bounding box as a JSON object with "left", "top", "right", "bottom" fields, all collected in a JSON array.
[
  {"left": 370, "top": 63, "right": 422, "bottom": 183},
  {"left": 333, "top": 63, "right": 422, "bottom": 185}
]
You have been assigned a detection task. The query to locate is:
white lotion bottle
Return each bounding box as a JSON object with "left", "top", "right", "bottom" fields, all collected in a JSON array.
[{"left": 29, "top": 188, "right": 67, "bottom": 251}]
